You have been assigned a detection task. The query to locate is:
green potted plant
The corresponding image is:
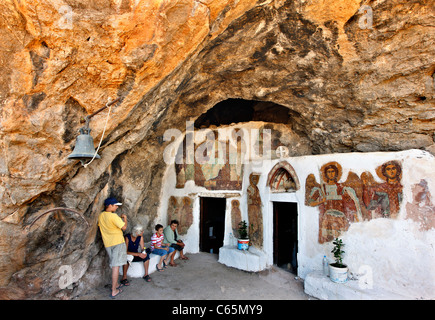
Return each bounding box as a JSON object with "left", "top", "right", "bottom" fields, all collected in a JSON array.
[
  {"left": 237, "top": 220, "right": 249, "bottom": 250},
  {"left": 329, "top": 238, "right": 348, "bottom": 283}
]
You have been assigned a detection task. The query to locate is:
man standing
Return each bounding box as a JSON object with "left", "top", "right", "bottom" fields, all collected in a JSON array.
[{"left": 98, "top": 197, "right": 128, "bottom": 298}]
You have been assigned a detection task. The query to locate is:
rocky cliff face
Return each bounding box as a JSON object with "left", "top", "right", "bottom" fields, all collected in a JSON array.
[{"left": 0, "top": 0, "right": 434, "bottom": 299}]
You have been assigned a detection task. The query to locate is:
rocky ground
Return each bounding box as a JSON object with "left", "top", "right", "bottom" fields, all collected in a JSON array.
[{"left": 0, "top": 0, "right": 433, "bottom": 299}]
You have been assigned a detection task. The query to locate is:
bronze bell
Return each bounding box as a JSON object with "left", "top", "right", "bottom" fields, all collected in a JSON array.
[
  {"left": 67, "top": 98, "right": 121, "bottom": 165},
  {"left": 68, "top": 126, "right": 100, "bottom": 163}
]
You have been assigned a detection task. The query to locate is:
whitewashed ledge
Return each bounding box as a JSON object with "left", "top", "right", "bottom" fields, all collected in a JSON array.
[
  {"left": 120, "top": 251, "right": 180, "bottom": 278},
  {"left": 304, "top": 271, "right": 409, "bottom": 300},
  {"left": 218, "top": 245, "right": 268, "bottom": 272}
]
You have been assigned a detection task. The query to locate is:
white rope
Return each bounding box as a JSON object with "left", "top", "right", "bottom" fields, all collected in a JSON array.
[{"left": 83, "top": 103, "right": 112, "bottom": 168}]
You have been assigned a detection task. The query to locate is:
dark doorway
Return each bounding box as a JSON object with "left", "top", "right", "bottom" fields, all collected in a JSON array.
[
  {"left": 200, "top": 197, "right": 226, "bottom": 254},
  {"left": 273, "top": 202, "right": 298, "bottom": 274}
]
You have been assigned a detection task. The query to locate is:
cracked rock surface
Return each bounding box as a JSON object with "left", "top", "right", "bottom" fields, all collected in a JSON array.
[{"left": 0, "top": 0, "right": 433, "bottom": 299}]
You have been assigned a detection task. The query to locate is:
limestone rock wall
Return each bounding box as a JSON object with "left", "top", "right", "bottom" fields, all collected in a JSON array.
[{"left": 0, "top": 0, "right": 434, "bottom": 298}]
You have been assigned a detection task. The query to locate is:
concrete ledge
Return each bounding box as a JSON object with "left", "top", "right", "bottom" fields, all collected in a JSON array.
[
  {"left": 304, "top": 271, "right": 409, "bottom": 300},
  {"left": 120, "top": 251, "right": 180, "bottom": 278},
  {"left": 218, "top": 245, "right": 267, "bottom": 272}
]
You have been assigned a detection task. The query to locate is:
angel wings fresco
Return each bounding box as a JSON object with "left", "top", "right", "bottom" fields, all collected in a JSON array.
[
  {"left": 305, "top": 160, "right": 403, "bottom": 243},
  {"left": 305, "top": 162, "right": 364, "bottom": 243},
  {"left": 361, "top": 160, "right": 403, "bottom": 219}
]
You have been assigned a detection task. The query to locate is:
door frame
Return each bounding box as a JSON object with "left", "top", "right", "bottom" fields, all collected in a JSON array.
[
  {"left": 272, "top": 201, "right": 299, "bottom": 273},
  {"left": 199, "top": 196, "right": 227, "bottom": 254}
]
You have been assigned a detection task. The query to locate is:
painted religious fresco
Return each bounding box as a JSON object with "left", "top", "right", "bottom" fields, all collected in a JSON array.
[
  {"left": 175, "top": 130, "right": 244, "bottom": 190},
  {"left": 247, "top": 173, "right": 263, "bottom": 248},
  {"left": 406, "top": 179, "right": 435, "bottom": 231},
  {"left": 174, "top": 123, "right": 310, "bottom": 191},
  {"left": 267, "top": 161, "right": 300, "bottom": 192},
  {"left": 194, "top": 138, "right": 244, "bottom": 190},
  {"left": 305, "top": 160, "right": 403, "bottom": 243},
  {"left": 175, "top": 132, "right": 195, "bottom": 189},
  {"left": 231, "top": 199, "right": 242, "bottom": 237},
  {"left": 167, "top": 196, "right": 194, "bottom": 235},
  {"left": 361, "top": 160, "right": 403, "bottom": 219}
]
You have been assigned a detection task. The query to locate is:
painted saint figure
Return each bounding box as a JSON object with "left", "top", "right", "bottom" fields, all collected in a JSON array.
[
  {"left": 167, "top": 196, "right": 194, "bottom": 235},
  {"left": 406, "top": 179, "right": 435, "bottom": 231},
  {"left": 247, "top": 173, "right": 263, "bottom": 248},
  {"left": 306, "top": 162, "right": 362, "bottom": 243},
  {"left": 362, "top": 160, "right": 403, "bottom": 219},
  {"left": 231, "top": 199, "right": 242, "bottom": 238}
]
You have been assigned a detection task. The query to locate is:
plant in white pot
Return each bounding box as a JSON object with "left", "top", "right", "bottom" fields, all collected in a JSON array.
[
  {"left": 329, "top": 238, "right": 348, "bottom": 283},
  {"left": 237, "top": 220, "right": 249, "bottom": 250}
]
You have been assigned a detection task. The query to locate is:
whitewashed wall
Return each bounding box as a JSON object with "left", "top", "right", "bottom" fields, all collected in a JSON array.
[{"left": 158, "top": 141, "right": 435, "bottom": 299}]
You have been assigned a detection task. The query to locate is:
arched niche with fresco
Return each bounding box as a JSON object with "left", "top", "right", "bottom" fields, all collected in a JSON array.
[{"left": 267, "top": 161, "right": 300, "bottom": 193}]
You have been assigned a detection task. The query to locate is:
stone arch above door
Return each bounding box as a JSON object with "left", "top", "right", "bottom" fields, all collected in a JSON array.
[{"left": 267, "top": 161, "right": 300, "bottom": 192}]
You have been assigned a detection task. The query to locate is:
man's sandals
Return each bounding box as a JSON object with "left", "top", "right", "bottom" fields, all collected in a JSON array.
[
  {"left": 120, "top": 279, "right": 130, "bottom": 286},
  {"left": 110, "top": 288, "right": 123, "bottom": 299}
]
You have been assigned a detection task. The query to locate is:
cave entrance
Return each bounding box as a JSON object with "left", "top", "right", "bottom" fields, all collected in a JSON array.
[
  {"left": 199, "top": 197, "right": 226, "bottom": 254},
  {"left": 194, "top": 98, "right": 293, "bottom": 128}
]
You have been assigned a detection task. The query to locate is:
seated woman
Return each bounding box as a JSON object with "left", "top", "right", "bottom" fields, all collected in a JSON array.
[
  {"left": 122, "top": 225, "right": 152, "bottom": 283},
  {"left": 151, "top": 224, "right": 175, "bottom": 272}
]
